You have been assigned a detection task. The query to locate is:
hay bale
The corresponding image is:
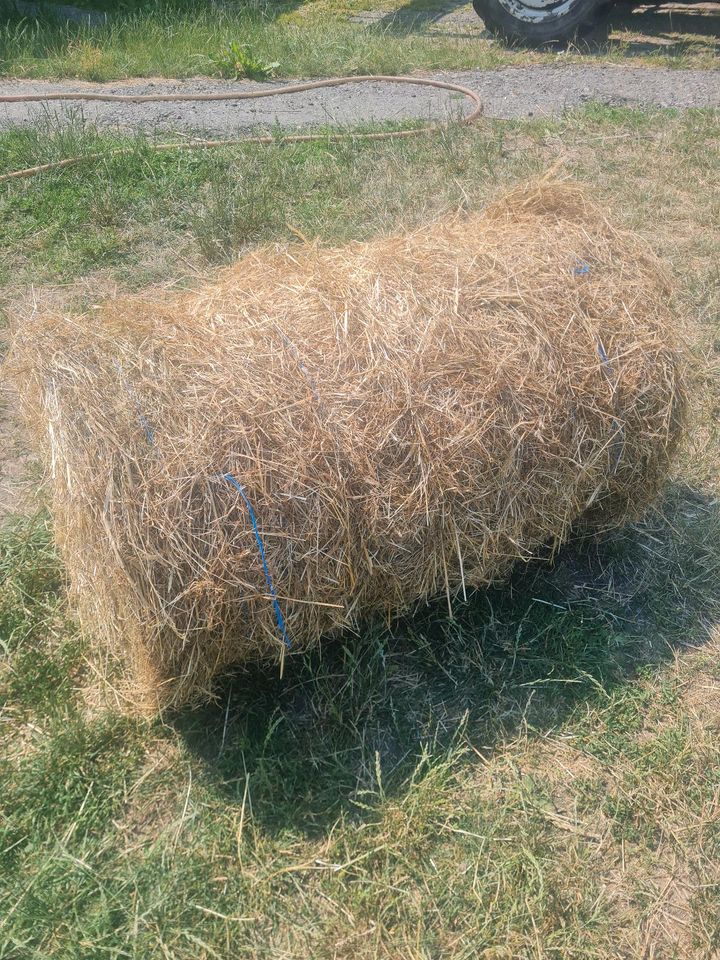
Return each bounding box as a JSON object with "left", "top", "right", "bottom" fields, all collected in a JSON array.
[{"left": 7, "top": 181, "right": 686, "bottom": 710}]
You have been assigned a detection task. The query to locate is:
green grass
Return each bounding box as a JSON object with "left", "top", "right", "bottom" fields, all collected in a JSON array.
[
  {"left": 1, "top": 498, "right": 719, "bottom": 957},
  {"left": 1, "top": 105, "right": 719, "bottom": 956},
  {"left": 0, "top": 0, "right": 717, "bottom": 81},
  {"left": 1, "top": 106, "right": 717, "bottom": 286},
  {"left": 0, "top": 3, "right": 514, "bottom": 81}
]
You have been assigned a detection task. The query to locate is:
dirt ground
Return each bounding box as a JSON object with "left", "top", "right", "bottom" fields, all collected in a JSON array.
[{"left": 1, "top": 64, "right": 719, "bottom": 135}]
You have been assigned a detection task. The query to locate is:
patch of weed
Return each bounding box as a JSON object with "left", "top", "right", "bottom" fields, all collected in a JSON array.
[{"left": 210, "top": 39, "right": 279, "bottom": 80}]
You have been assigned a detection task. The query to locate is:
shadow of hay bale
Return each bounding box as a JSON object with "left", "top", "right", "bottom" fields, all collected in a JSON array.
[{"left": 172, "top": 482, "right": 719, "bottom": 836}]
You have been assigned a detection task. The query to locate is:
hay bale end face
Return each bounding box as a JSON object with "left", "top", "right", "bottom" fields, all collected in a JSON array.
[{"left": 8, "top": 181, "right": 687, "bottom": 711}]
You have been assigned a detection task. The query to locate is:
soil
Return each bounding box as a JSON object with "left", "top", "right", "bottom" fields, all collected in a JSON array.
[{"left": 0, "top": 65, "right": 718, "bottom": 136}]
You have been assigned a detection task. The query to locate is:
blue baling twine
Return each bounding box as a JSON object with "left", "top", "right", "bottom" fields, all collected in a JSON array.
[
  {"left": 136, "top": 411, "right": 156, "bottom": 447},
  {"left": 569, "top": 260, "right": 623, "bottom": 471},
  {"left": 114, "top": 361, "right": 156, "bottom": 446},
  {"left": 596, "top": 339, "right": 624, "bottom": 473},
  {"left": 597, "top": 339, "right": 612, "bottom": 371},
  {"left": 220, "top": 472, "right": 291, "bottom": 648},
  {"left": 115, "top": 361, "right": 290, "bottom": 648}
]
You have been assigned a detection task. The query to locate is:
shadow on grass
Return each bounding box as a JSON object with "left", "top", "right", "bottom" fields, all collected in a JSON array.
[
  {"left": 0, "top": 0, "right": 313, "bottom": 25},
  {"left": 366, "top": 0, "right": 719, "bottom": 56},
  {"left": 583, "top": 2, "right": 720, "bottom": 55},
  {"left": 173, "top": 480, "right": 720, "bottom": 836}
]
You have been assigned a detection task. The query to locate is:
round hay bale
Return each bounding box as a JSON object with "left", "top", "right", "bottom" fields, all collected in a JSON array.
[{"left": 7, "top": 180, "right": 687, "bottom": 711}]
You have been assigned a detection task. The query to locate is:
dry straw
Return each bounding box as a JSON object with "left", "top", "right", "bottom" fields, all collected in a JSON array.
[{"left": 7, "top": 179, "right": 687, "bottom": 711}]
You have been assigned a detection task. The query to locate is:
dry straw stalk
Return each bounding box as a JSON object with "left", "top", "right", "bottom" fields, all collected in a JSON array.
[{"left": 7, "top": 179, "right": 687, "bottom": 711}]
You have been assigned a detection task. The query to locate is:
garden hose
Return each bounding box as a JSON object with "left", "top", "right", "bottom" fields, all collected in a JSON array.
[{"left": 0, "top": 75, "right": 484, "bottom": 183}]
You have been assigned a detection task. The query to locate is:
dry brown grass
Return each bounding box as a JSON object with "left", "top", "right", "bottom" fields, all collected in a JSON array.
[
  {"left": 486, "top": 631, "right": 720, "bottom": 960},
  {"left": 6, "top": 178, "right": 688, "bottom": 711}
]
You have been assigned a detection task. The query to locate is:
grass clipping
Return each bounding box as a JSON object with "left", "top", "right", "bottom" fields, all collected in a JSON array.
[{"left": 8, "top": 181, "right": 687, "bottom": 711}]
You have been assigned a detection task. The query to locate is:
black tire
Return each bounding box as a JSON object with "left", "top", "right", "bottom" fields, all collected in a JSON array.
[{"left": 472, "top": 0, "right": 606, "bottom": 44}]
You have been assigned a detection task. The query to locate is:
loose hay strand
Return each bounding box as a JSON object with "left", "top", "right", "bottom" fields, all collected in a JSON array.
[{"left": 6, "top": 180, "right": 688, "bottom": 711}]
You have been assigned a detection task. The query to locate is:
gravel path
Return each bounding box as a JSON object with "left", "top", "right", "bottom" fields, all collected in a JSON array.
[{"left": 1, "top": 65, "right": 718, "bottom": 134}]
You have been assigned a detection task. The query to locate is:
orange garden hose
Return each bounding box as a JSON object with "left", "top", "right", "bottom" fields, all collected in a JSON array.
[{"left": 0, "top": 75, "right": 483, "bottom": 183}]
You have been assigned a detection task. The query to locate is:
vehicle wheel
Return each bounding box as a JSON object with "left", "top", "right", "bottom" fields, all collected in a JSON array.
[{"left": 472, "top": 0, "right": 606, "bottom": 44}]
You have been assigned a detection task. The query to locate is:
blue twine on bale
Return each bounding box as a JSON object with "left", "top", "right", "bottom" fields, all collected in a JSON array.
[
  {"left": 597, "top": 339, "right": 613, "bottom": 371},
  {"left": 114, "top": 361, "right": 290, "bottom": 649},
  {"left": 596, "top": 339, "right": 624, "bottom": 473},
  {"left": 113, "top": 360, "right": 156, "bottom": 447},
  {"left": 569, "top": 265, "right": 624, "bottom": 472},
  {"left": 220, "top": 472, "right": 291, "bottom": 649}
]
